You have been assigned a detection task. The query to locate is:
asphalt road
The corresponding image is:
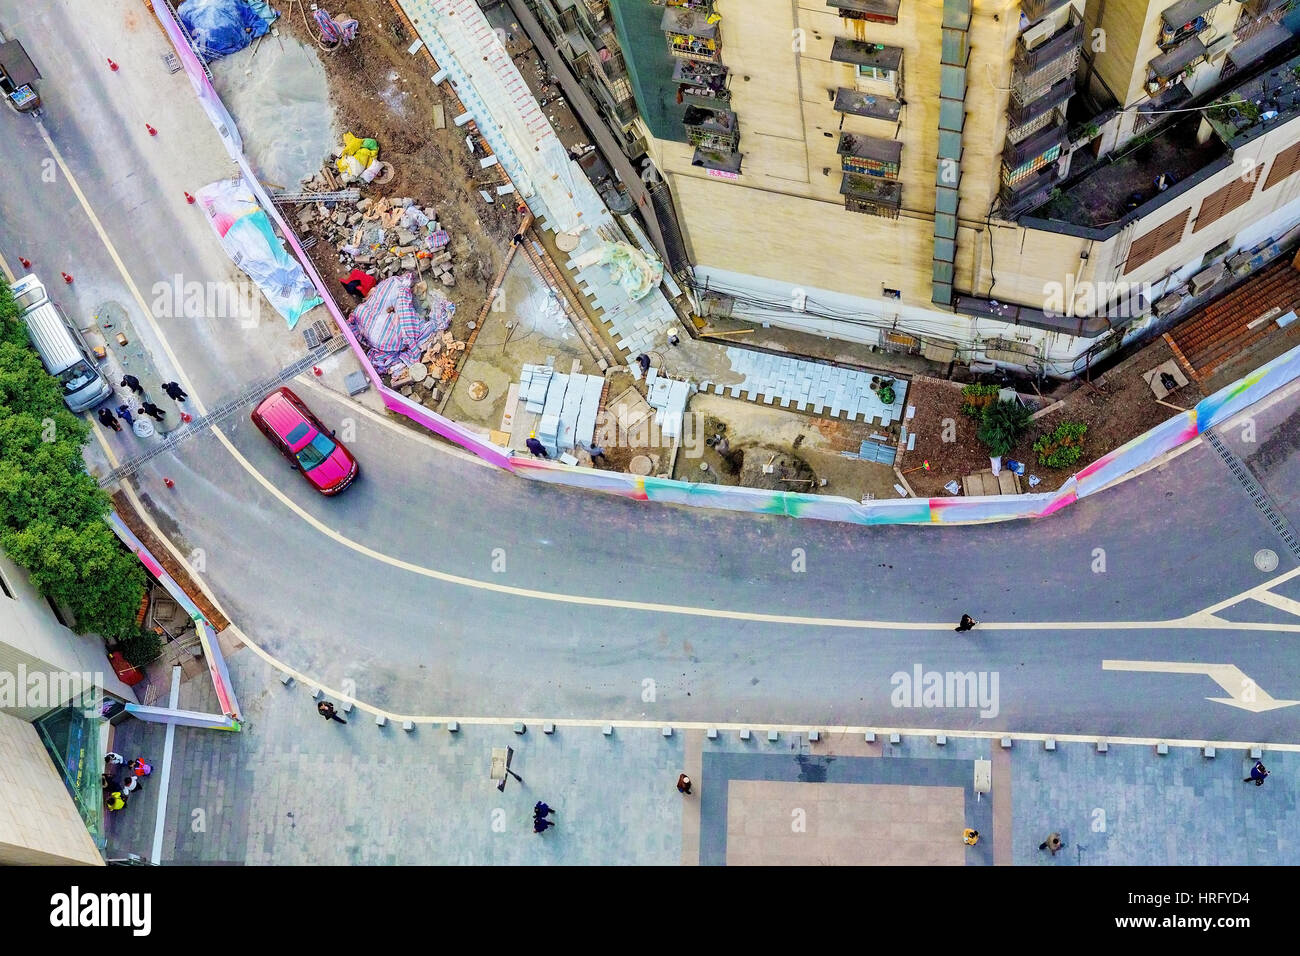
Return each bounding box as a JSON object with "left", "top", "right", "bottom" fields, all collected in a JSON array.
[{"left": 2, "top": 0, "right": 1299, "bottom": 741}]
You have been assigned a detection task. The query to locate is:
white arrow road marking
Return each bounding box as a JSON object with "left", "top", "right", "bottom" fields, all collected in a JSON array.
[{"left": 1103, "top": 660, "right": 1300, "bottom": 712}]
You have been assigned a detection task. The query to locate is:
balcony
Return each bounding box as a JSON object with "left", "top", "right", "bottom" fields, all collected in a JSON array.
[
  {"left": 692, "top": 147, "right": 743, "bottom": 175},
  {"left": 1149, "top": 35, "right": 1207, "bottom": 80},
  {"left": 1020, "top": 0, "right": 1073, "bottom": 24},
  {"left": 838, "top": 132, "right": 902, "bottom": 177},
  {"left": 1007, "top": 73, "right": 1074, "bottom": 127},
  {"left": 830, "top": 38, "right": 904, "bottom": 73},
  {"left": 834, "top": 87, "right": 902, "bottom": 122},
  {"left": 1002, "top": 117, "right": 1066, "bottom": 171},
  {"left": 826, "top": 0, "right": 901, "bottom": 24},
  {"left": 1014, "top": 9, "right": 1083, "bottom": 73},
  {"left": 663, "top": 7, "right": 719, "bottom": 61},
  {"left": 999, "top": 164, "right": 1060, "bottom": 215},
  {"left": 841, "top": 174, "right": 902, "bottom": 218},
  {"left": 674, "top": 58, "right": 730, "bottom": 100},
  {"left": 1160, "top": 0, "right": 1220, "bottom": 32},
  {"left": 684, "top": 104, "right": 739, "bottom": 150}
]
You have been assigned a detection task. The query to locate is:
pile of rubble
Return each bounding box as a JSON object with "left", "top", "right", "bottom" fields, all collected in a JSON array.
[{"left": 296, "top": 195, "right": 458, "bottom": 288}]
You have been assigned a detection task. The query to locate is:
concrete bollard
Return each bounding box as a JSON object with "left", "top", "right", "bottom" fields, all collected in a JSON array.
[
  {"left": 375, "top": 714, "right": 387, "bottom": 728},
  {"left": 447, "top": 721, "right": 459, "bottom": 733},
  {"left": 403, "top": 720, "right": 414, "bottom": 732},
  {"left": 513, "top": 722, "right": 526, "bottom": 735},
  {"left": 543, "top": 723, "right": 555, "bottom": 735}
]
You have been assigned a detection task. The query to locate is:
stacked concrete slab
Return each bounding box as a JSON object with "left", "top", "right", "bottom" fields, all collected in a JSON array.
[
  {"left": 700, "top": 348, "right": 907, "bottom": 426},
  {"left": 518, "top": 363, "right": 605, "bottom": 456},
  {"left": 646, "top": 371, "right": 692, "bottom": 440}
]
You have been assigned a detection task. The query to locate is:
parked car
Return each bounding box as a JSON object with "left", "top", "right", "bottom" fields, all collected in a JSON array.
[
  {"left": 250, "top": 387, "right": 358, "bottom": 495},
  {"left": 11, "top": 274, "right": 113, "bottom": 413}
]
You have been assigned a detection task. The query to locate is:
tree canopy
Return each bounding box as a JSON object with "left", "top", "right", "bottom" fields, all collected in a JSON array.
[{"left": 0, "top": 280, "right": 144, "bottom": 640}]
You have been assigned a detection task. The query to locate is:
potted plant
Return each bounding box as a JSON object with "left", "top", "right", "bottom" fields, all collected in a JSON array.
[{"left": 978, "top": 399, "right": 1032, "bottom": 475}]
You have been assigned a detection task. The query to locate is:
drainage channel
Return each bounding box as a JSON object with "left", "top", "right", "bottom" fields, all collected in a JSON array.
[
  {"left": 1203, "top": 427, "right": 1300, "bottom": 561},
  {"left": 99, "top": 338, "right": 348, "bottom": 486}
]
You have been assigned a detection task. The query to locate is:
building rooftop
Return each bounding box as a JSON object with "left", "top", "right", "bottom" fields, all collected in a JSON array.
[
  {"left": 838, "top": 132, "right": 902, "bottom": 164},
  {"left": 826, "top": 0, "right": 901, "bottom": 18},
  {"left": 661, "top": 7, "right": 716, "bottom": 38},
  {"left": 1160, "top": 0, "right": 1219, "bottom": 31},
  {"left": 840, "top": 175, "right": 902, "bottom": 204}
]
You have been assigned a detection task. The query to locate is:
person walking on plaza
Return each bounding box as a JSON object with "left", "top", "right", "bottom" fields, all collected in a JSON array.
[
  {"left": 525, "top": 435, "right": 549, "bottom": 458},
  {"left": 97, "top": 407, "right": 121, "bottom": 432},
  {"left": 120, "top": 374, "right": 143, "bottom": 395},
  {"left": 533, "top": 802, "right": 554, "bottom": 820},
  {"left": 122, "top": 774, "right": 140, "bottom": 795},
  {"left": 1039, "top": 832, "right": 1063, "bottom": 854},
  {"left": 534, "top": 816, "right": 555, "bottom": 833},
  {"left": 636, "top": 353, "right": 651, "bottom": 374},
  {"left": 584, "top": 441, "right": 608, "bottom": 464},
  {"left": 105, "top": 790, "right": 126, "bottom": 812},
  {"left": 963, "top": 828, "right": 979, "bottom": 846},
  {"left": 317, "top": 700, "right": 346, "bottom": 724},
  {"left": 139, "top": 400, "right": 166, "bottom": 422},
  {"left": 161, "top": 381, "right": 188, "bottom": 403},
  {"left": 131, "top": 758, "right": 153, "bottom": 777},
  {"left": 676, "top": 773, "right": 693, "bottom": 795},
  {"left": 955, "top": 614, "right": 978, "bottom": 632},
  {"left": 1245, "top": 761, "right": 1269, "bottom": 786},
  {"left": 116, "top": 404, "right": 134, "bottom": 427}
]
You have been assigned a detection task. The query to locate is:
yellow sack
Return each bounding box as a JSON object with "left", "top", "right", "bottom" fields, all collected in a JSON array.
[
  {"left": 342, "top": 132, "right": 363, "bottom": 156},
  {"left": 336, "top": 154, "right": 364, "bottom": 176},
  {"left": 353, "top": 148, "right": 376, "bottom": 169}
]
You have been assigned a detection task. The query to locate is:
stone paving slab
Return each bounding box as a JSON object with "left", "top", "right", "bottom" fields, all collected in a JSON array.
[{"left": 113, "top": 648, "right": 1300, "bottom": 865}]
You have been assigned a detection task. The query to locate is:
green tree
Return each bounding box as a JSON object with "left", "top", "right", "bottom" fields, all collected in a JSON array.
[
  {"left": 977, "top": 399, "right": 1032, "bottom": 459},
  {"left": 0, "top": 279, "right": 145, "bottom": 642}
]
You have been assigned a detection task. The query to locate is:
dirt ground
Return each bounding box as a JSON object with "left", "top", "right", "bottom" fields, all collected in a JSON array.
[
  {"left": 673, "top": 393, "right": 900, "bottom": 499},
  {"left": 276, "top": 2, "right": 515, "bottom": 364},
  {"left": 901, "top": 338, "right": 1200, "bottom": 497}
]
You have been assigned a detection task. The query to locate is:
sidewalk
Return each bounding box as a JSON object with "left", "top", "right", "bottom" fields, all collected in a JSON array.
[{"left": 104, "top": 644, "right": 1300, "bottom": 865}]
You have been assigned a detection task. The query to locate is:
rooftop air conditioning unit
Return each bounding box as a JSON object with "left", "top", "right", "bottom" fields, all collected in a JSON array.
[
  {"left": 1228, "top": 250, "right": 1254, "bottom": 274},
  {"left": 1153, "top": 292, "right": 1185, "bottom": 316}
]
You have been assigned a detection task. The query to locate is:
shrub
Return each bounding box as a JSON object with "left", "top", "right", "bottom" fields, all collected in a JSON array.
[
  {"left": 1033, "top": 421, "right": 1088, "bottom": 469},
  {"left": 118, "top": 630, "right": 163, "bottom": 670},
  {"left": 960, "top": 382, "right": 1002, "bottom": 418},
  {"left": 878, "top": 384, "right": 895, "bottom": 406},
  {"left": 977, "top": 399, "right": 1032, "bottom": 458}
]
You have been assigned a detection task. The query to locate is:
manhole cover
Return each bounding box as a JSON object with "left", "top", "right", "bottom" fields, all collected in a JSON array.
[
  {"left": 407, "top": 362, "right": 428, "bottom": 383},
  {"left": 556, "top": 231, "right": 580, "bottom": 252},
  {"left": 1254, "top": 549, "right": 1279, "bottom": 572},
  {"left": 467, "top": 380, "right": 489, "bottom": 401},
  {"left": 629, "top": 455, "right": 652, "bottom": 475}
]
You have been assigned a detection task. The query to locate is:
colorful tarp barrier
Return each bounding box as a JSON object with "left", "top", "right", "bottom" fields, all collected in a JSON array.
[
  {"left": 314, "top": 9, "right": 359, "bottom": 46},
  {"left": 195, "top": 178, "right": 323, "bottom": 329},
  {"left": 347, "top": 273, "right": 452, "bottom": 373}
]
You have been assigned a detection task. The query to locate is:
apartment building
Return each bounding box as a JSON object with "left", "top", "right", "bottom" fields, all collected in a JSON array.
[
  {"left": 0, "top": 547, "right": 134, "bottom": 863},
  {"left": 512, "top": 0, "right": 1300, "bottom": 378}
]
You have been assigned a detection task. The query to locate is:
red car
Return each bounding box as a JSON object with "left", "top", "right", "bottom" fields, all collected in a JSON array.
[{"left": 250, "top": 387, "right": 358, "bottom": 495}]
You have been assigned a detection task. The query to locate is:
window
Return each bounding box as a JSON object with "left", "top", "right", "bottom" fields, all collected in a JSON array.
[
  {"left": 1193, "top": 175, "right": 1257, "bottom": 232},
  {"left": 857, "top": 64, "right": 891, "bottom": 82},
  {"left": 1124, "top": 209, "right": 1191, "bottom": 274},
  {"left": 295, "top": 433, "right": 337, "bottom": 472},
  {"left": 0, "top": 567, "right": 13, "bottom": 599},
  {"left": 1263, "top": 140, "right": 1300, "bottom": 190}
]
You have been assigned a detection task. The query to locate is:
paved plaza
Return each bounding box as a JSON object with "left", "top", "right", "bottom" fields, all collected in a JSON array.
[{"left": 103, "top": 647, "right": 1300, "bottom": 865}]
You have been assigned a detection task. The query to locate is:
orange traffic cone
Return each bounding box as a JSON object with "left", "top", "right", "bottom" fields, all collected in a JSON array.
[
  {"left": 107, "top": 58, "right": 119, "bottom": 71},
  {"left": 163, "top": 478, "right": 175, "bottom": 489},
  {"left": 312, "top": 366, "right": 323, "bottom": 377},
  {"left": 184, "top": 191, "right": 195, "bottom": 204},
  {"left": 146, "top": 123, "right": 157, "bottom": 136},
  {"left": 18, "top": 257, "right": 30, "bottom": 269},
  {"left": 180, "top": 412, "right": 193, "bottom": 423},
  {"left": 61, "top": 272, "right": 74, "bottom": 284}
]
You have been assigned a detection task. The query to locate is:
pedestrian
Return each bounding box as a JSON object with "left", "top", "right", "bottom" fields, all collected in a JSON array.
[
  {"left": 139, "top": 401, "right": 166, "bottom": 422},
  {"left": 676, "top": 773, "right": 693, "bottom": 795},
  {"left": 584, "top": 442, "right": 608, "bottom": 464},
  {"left": 105, "top": 790, "right": 126, "bottom": 812},
  {"left": 97, "top": 407, "right": 121, "bottom": 432},
  {"left": 317, "top": 700, "right": 347, "bottom": 724},
  {"left": 120, "top": 374, "right": 143, "bottom": 395},
  {"left": 963, "top": 828, "right": 979, "bottom": 846},
  {"left": 636, "top": 353, "right": 651, "bottom": 374},
  {"left": 533, "top": 802, "right": 554, "bottom": 819},
  {"left": 161, "top": 381, "right": 188, "bottom": 402},
  {"left": 668, "top": 333, "right": 680, "bottom": 347},
  {"left": 525, "top": 434, "right": 549, "bottom": 458},
  {"left": 122, "top": 774, "right": 140, "bottom": 795},
  {"left": 105, "top": 752, "right": 125, "bottom": 767},
  {"left": 1039, "top": 832, "right": 1063, "bottom": 854},
  {"left": 130, "top": 758, "right": 153, "bottom": 777},
  {"left": 116, "top": 404, "right": 134, "bottom": 426},
  {"left": 1245, "top": 761, "right": 1269, "bottom": 786},
  {"left": 534, "top": 816, "right": 555, "bottom": 833},
  {"left": 955, "top": 613, "right": 978, "bottom": 632}
]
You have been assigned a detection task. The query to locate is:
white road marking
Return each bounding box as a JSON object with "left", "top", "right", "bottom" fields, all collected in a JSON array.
[{"left": 1103, "top": 660, "right": 1300, "bottom": 712}]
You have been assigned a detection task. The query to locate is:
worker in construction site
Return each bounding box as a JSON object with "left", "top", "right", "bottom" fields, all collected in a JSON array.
[{"left": 525, "top": 433, "right": 549, "bottom": 459}]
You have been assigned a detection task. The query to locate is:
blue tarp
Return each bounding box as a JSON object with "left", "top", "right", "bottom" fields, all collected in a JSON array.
[{"left": 179, "top": 0, "right": 278, "bottom": 62}]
